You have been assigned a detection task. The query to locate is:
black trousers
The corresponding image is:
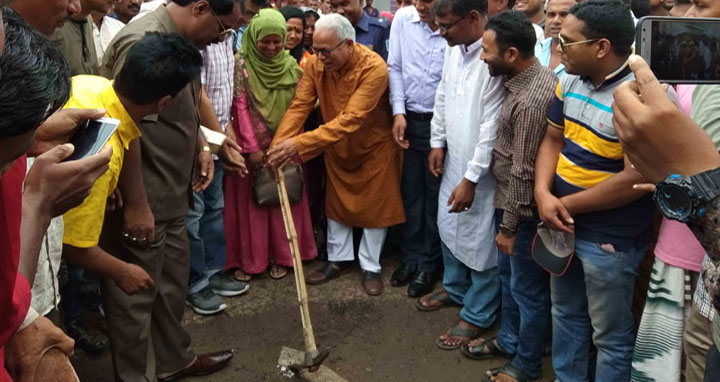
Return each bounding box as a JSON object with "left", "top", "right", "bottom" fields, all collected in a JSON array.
[{"left": 399, "top": 116, "right": 442, "bottom": 273}]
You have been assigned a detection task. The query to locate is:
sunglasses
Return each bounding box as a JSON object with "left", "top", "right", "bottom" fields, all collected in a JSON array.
[{"left": 557, "top": 34, "right": 600, "bottom": 52}]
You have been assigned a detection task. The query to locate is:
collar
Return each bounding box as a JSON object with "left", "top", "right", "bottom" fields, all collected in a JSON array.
[
  {"left": 99, "top": 83, "right": 140, "bottom": 150},
  {"left": 410, "top": 8, "right": 441, "bottom": 35},
  {"left": 581, "top": 59, "right": 632, "bottom": 89},
  {"left": 505, "top": 60, "right": 541, "bottom": 93},
  {"left": 462, "top": 37, "right": 483, "bottom": 55},
  {"left": 356, "top": 12, "right": 370, "bottom": 32},
  {"left": 152, "top": 5, "right": 181, "bottom": 34},
  {"left": 540, "top": 37, "right": 553, "bottom": 51},
  {"left": 410, "top": 6, "right": 422, "bottom": 22},
  {"left": 70, "top": 15, "right": 90, "bottom": 25}
]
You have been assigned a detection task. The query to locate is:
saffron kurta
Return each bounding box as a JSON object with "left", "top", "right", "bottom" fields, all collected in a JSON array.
[{"left": 271, "top": 44, "right": 405, "bottom": 228}]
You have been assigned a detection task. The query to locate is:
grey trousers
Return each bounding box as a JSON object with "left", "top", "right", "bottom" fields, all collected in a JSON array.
[{"left": 100, "top": 213, "right": 195, "bottom": 382}]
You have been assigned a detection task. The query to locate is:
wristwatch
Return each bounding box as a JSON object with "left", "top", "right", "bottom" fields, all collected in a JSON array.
[
  {"left": 200, "top": 145, "right": 211, "bottom": 153},
  {"left": 654, "top": 167, "right": 720, "bottom": 223}
]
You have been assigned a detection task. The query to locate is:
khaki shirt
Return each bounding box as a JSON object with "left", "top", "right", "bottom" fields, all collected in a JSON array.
[
  {"left": 51, "top": 15, "right": 99, "bottom": 75},
  {"left": 100, "top": 6, "right": 201, "bottom": 221}
]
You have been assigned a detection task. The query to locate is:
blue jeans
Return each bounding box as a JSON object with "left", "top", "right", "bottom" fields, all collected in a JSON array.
[
  {"left": 705, "top": 344, "right": 720, "bottom": 382},
  {"left": 186, "top": 162, "right": 227, "bottom": 293},
  {"left": 495, "top": 210, "right": 549, "bottom": 379},
  {"left": 551, "top": 238, "right": 646, "bottom": 382},
  {"left": 442, "top": 241, "right": 500, "bottom": 328}
]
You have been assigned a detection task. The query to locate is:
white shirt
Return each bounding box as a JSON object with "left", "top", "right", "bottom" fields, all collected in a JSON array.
[
  {"left": 92, "top": 16, "right": 125, "bottom": 64},
  {"left": 430, "top": 38, "right": 505, "bottom": 272},
  {"left": 533, "top": 23, "right": 545, "bottom": 46},
  {"left": 25, "top": 158, "right": 63, "bottom": 319}
]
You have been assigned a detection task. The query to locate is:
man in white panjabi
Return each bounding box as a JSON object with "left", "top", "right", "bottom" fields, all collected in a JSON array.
[{"left": 417, "top": 0, "right": 505, "bottom": 350}]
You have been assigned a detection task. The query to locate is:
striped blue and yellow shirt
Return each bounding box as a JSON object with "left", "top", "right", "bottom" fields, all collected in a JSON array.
[{"left": 547, "top": 64, "right": 653, "bottom": 247}]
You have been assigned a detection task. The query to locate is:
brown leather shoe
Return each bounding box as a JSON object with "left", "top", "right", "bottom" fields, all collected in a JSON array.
[
  {"left": 362, "top": 271, "right": 384, "bottom": 296},
  {"left": 158, "top": 350, "right": 233, "bottom": 382},
  {"left": 306, "top": 261, "right": 353, "bottom": 285}
]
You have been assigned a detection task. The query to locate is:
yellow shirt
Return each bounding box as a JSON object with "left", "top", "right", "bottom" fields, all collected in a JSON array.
[{"left": 62, "top": 75, "right": 140, "bottom": 248}]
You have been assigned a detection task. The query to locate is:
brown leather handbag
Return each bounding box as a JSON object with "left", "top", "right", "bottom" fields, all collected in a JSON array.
[{"left": 252, "top": 164, "right": 304, "bottom": 207}]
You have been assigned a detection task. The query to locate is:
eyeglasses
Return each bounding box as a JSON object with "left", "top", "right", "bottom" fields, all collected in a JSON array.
[
  {"left": 557, "top": 34, "right": 600, "bottom": 52},
  {"left": 213, "top": 13, "right": 238, "bottom": 40},
  {"left": 315, "top": 39, "right": 347, "bottom": 56},
  {"left": 437, "top": 12, "right": 468, "bottom": 33}
]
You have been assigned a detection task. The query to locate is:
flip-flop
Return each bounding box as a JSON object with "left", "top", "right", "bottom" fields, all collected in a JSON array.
[
  {"left": 269, "top": 265, "right": 288, "bottom": 280},
  {"left": 481, "top": 362, "right": 536, "bottom": 382},
  {"left": 233, "top": 269, "right": 252, "bottom": 282},
  {"left": 435, "top": 323, "right": 481, "bottom": 351},
  {"left": 460, "top": 337, "right": 511, "bottom": 361},
  {"left": 415, "top": 291, "right": 461, "bottom": 312}
]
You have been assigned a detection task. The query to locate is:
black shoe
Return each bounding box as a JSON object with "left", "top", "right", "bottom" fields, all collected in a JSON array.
[
  {"left": 390, "top": 263, "right": 416, "bottom": 287},
  {"left": 306, "top": 261, "right": 353, "bottom": 285},
  {"left": 66, "top": 319, "right": 110, "bottom": 355},
  {"left": 407, "top": 271, "right": 435, "bottom": 297}
]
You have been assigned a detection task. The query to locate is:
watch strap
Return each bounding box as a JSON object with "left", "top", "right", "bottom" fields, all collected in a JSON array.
[{"left": 691, "top": 168, "right": 720, "bottom": 202}]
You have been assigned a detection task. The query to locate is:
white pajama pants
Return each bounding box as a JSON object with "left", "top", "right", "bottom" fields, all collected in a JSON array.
[{"left": 326, "top": 218, "right": 387, "bottom": 273}]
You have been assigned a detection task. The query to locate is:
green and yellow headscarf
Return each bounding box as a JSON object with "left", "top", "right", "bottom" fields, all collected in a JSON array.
[{"left": 237, "top": 8, "right": 303, "bottom": 132}]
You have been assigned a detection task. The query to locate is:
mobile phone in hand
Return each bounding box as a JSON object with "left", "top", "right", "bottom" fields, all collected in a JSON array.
[
  {"left": 64, "top": 117, "right": 120, "bottom": 162},
  {"left": 636, "top": 16, "right": 720, "bottom": 84}
]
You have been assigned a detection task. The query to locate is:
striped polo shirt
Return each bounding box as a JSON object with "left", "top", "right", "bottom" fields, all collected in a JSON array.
[{"left": 546, "top": 63, "right": 653, "bottom": 248}]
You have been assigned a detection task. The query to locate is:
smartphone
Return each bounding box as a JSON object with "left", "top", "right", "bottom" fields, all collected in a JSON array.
[
  {"left": 636, "top": 16, "right": 720, "bottom": 84},
  {"left": 64, "top": 117, "right": 120, "bottom": 162}
]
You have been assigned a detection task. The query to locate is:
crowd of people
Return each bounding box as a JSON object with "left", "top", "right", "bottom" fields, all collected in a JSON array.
[{"left": 1, "top": 0, "right": 720, "bottom": 381}]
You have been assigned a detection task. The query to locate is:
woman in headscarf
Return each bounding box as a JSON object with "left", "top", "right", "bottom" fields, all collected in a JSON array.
[
  {"left": 224, "top": 8, "right": 317, "bottom": 281},
  {"left": 278, "top": 6, "right": 305, "bottom": 65}
]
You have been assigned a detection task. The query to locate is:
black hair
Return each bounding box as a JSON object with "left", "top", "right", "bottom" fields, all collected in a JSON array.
[
  {"left": 432, "top": 0, "right": 488, "bottom": 17},
  {"left": 569, "top": 0, "right": 635, "bottom": 57},
  {"left": 630, "top": 0, "right": 650, "bottom": 18},
  {"left": 485, "top": 11, "right": 536, "bottom": 58},
  {"left": 172, "top": 0, "right": 239, "bottom": 15},
  {"left": 0, "top": 7, "right": 70, "bottom": 139},
  {"left": 506, "top": 0, "right": 516, "bottom": 11},
  {"left": 279, "top": 6, "right": 306, "bottom": 63},
  {"left": 674, "top": 0, "right": 690, "bottom": 5},
  {"left": 114, "top": 33, "right": 203, "bottom": 105}
]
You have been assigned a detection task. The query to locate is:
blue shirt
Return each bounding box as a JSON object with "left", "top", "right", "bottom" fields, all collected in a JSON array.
[
  {"left": 234, "top": 25, "right": 247, "bottom": 52},
  {"left": 388, "top": 6, "right": 446, "bottom": 116},
  {"left": 355, "top": 12, "right": 389, "bottom": 61},
  {"left": 535, "top": 37, "right": 566, "bottom": 79}
]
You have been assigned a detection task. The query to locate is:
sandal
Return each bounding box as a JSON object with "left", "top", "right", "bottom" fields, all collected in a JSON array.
[
  {"left": 269, "top": 265, "right": 288, "bottom": 280},
  {"left": 415, "top": 291, "right": 461, "bottom": 312},
  {"left": 435, "top": 322, "right": 482, "bottom": 351},
  {"left": 481, "top": 362, "right": 536, "bottom": 382},
  {"left": 460, "top": 337, "right": 511, "bottom": 361},
  {"left": 233, "top": 269, "right": 252, "bottom": 282}
]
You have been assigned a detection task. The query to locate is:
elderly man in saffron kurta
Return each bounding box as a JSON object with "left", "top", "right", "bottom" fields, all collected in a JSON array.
[{"left": 267, "top": 14, "right": 405, "bottom": 296}]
